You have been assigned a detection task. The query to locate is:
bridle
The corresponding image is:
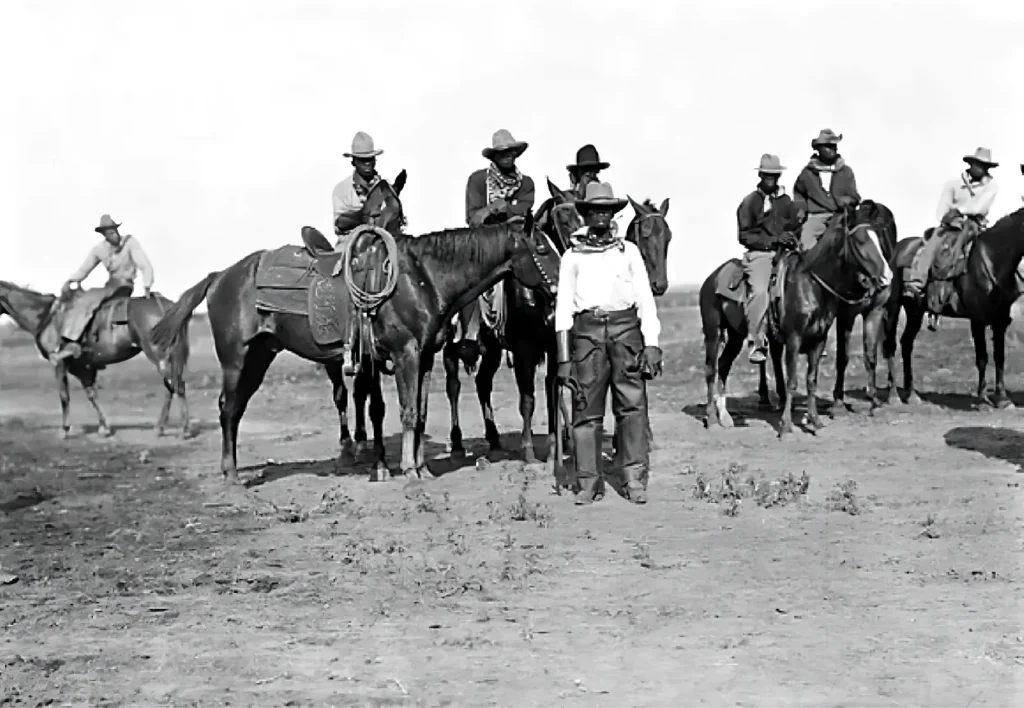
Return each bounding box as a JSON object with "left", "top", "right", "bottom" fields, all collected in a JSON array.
[{"left": 807, "top": 220, "right": 886, "bottom": 305}]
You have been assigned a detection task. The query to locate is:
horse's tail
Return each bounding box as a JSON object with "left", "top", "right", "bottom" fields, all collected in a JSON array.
[{"left": 150, "top": 271, "right": 220, "bottom": 352}]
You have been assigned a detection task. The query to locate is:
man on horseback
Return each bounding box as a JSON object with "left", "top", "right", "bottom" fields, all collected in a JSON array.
[
  {"left": 793, "top": 129, "right": 861, "bottom": 250},
  {"left": 554, "top": 182, "right": 663, "bottom": 506},
  {"left": 332, "top": 131, "right": 385, "bottom": 249},
  {"left": 48, "top": 214, "right": 154, "bottom": 364},
  {"left": 459, "top": 129, "right": 536, "bottom": 363},
  {"left": 566, "top": 144, "right": 610, "bottom": 200},
  {"left": 905, "top": 148, "right": 1000, "bottom": 300},
  {"left": 738, "top": 154, "right": 802, "bottom": 363}
]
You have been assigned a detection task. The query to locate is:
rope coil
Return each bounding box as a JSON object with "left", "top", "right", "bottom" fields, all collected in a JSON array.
[{"left": 341, "top": 225, "right": 400, "bottom": 313}]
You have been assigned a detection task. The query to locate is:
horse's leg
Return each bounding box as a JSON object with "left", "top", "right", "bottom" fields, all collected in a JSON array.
[
  {"left": 881, "top": 291, "right": 902, "bottom": 404},
  {"left": 769, "top": 337, "right": 786, "bottom": 411},
  {"left": 367, "top": 367, "right": 389, "bottom": 480},
  {"left": 991, "top": 319, "right": 1014, "bottom": 409},
  {"left": 76, "top": 367, "right": 111, "bottom": 437},
  {"left": 861, "top": 305, "right": 885, "bottom": 411},
  {"left": 757, "top": 362, "right": 771, "bottom": 409},
  {"left": 970, "top": 319, "right": 992, "bottom": 407},
  {"left": 55, "top": 363, "right": 73, "bottom": 439},
  {"left": 476, "top": 342, "right": 503, "bottom": 457},
  {"left": 805, "top": 340, "right": 827, "bottom": 432},
  {"left": 352, "top": 363, "right": 370, "bottom": 459},
  {"left": 219, "top": 342, "right": 277, "bottom": 484},
  {"left": 414, "top": 361, "right": 435, "bottom": 479},
  {"left": 442, "top": 342, "right": 465, "bottom": 457},
  {"left": 155, "top": 379, "right": 174, "bottom": 436},
  {"left": 715, "top": 332, "right": 743, "bottom": 428},
  {"left": 901, "top": 303, "right": 926, "bottom": 405},
  {"left": 543, "top": 348, "right": 563, "bottom": 457},
  {"left": 325, "top": 361, "right": 355, "bottom": 466},
  {"left": 392, "top": 344, "right": 421, "bottom": 478},
  {"left": 830, "top": 307, "right": 854, "bottom": 417},
  {"left": 778, "top": 336, "right": 799, "bottom": 438},
  {"left": 703, "top": 326, "right": 721, "bottom": 427},
  {"left": 511, "top": 344, "right": 540, "bottom": 463}
]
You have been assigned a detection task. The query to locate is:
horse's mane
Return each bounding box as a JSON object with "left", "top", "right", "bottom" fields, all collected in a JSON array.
[{"left": 400, "top": 223, "right": 515, "bottom": 265}]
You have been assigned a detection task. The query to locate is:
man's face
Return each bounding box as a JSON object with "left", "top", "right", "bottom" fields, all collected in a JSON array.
[
  {"left": 101, "top": 228, "right": 120, "bottom": 245},
  {"left": 584, "top": 207, "right": 615, "bottom": 230},
  {"left": 815, "top": 145, "right": 838, "bottom": 164},
  {"left": 758, "top": 173, "right": 779, "bottom": 192},
  {"left": 492, "top": 150, "right": 518, "bottom": 171},
  {"left": 352, "top": 156, "right": 377, "bottom": 179},
  {"left": 966, "top": 161, "right": 989, "bottom": 181}
]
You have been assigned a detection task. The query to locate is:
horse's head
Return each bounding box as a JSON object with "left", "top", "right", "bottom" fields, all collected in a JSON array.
[
  {"left": 363, "top": 169, "right": 407, "bottom": 235},
  {"left": 829, "top": 205, "right": 892, "bottom": 294},
  {"left": 539, "top": 177, "right": 583, "bottom": 252},
  {"left": 507, "top": 210, "right": 561, "bottom": 299},
  {"left": 625, "top": 196, "right": 672, "bottom": 296}
]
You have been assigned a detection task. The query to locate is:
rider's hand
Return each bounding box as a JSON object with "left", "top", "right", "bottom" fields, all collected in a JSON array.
[
  {"left": 639, "top": 346, "right": 663, "bottom": 378},
  {"left": 60, "top": 281, "right": 74, "bottom": 297},
  {"left": 489, "top": 198, "right": 509, "bottom": 214},
  {"left": 143, "top": 287, "right": 151, "bottom": 298}
]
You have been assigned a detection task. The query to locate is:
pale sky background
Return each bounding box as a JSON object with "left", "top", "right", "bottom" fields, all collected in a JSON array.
[{"left": 2, "top": 0, "right": 1023, "bottom": 301}]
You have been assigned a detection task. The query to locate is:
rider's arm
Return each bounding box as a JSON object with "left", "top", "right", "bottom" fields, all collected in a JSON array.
[
  {"left": 834, "top": 165, "right": 861, "bottom": 208},
  {"left": 626, "top": 242, "right": 661, "bottom": 348},
  {"left": 66, "top": 244, "right": 102, "bottom": 284},
  {"left": 553, "top": 251, "right": 578, "bottom": 336},
  {"left": 935, "top": 180, "right": 956, "bottom": 221},
  {"left": 507, "top": 176, "right": 536, "bottom": 218},
  {"left": 736, "top": 193, "right": 774, "bottom": 250},
  {"left": 466, "top": 171, "right": 493, "bottom": 227},
  {"left": 127, "top": 239, "right": 155, "bottom": 290}
]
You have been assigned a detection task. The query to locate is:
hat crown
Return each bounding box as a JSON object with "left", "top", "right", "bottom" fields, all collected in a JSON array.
[
  {"left": 757, "top": 153, "right": 785, "bottom": 172},
  {"left": 967, "top": 147, "right": 995, "bottom": 164},
  {"left": 575, "top": 144, "right": 601, "bottom": 163},
  {"left": 812, "top": 128, "right": 843, "bottom": 146},
  {"left": 97, "top": 214, "right": 118, "bottom": 228},
  {"left": 583, "top": 182, "right": 617, "bottom": 202},
  {"left": 491, "top": 129, "right": 519, "bottom": 150},
  {"left": 350, "top": 131, "right": 377, "bottom": 154}
]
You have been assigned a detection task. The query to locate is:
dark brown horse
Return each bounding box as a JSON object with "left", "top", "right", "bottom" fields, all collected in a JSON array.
[
  {"left": 441, "top": 178, "right": 581, "bottom": 464},
  {"left": 151, "top": 182, "right": 560, "bottom": 482},
  {"left": 0, "top": 281, "right": 191, "bottom": 438},
  {"left": 700, "top": 204, "right": 892, "bottom": 435},
  {"left": 882, "top": 207, "right": 1024, "bottom": 408}
]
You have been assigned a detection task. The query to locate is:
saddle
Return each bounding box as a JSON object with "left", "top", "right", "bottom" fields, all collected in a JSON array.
[
  {"left": 929, "top": 220, "right": 980, "bottom": 281},
  {"left": 254, "top": 227, "right": 390, "bottom": 348}
]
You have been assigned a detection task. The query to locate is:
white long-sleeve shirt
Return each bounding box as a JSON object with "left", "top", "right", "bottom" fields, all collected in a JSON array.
[
  {"left": 554, "top": 237, "right": 661, "bottom": 347},
  {"left": 68, "top": 235, "right": 154, "bottom": 289},
  {"left": 936, "top": 173, "right": 999, "bottom": 221}
]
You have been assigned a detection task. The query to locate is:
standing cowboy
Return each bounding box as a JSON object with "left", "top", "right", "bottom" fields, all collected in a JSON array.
[
  {"left": 566, "top": 144, "right": 610, "bottom": 200},
  {"left": 738, "top": 155, "right": 802, "bottom": 363},
  {"left": 793, "top": 129, "right": 861, "bottom": 251},
  {"left": 554, "top": 182, "right": 662, "bottom": 506},
  {"left": 332, "top": 131, "right": 384, "bottom": 250},
  {"left": 459, "top": 129, "right": 536, "bottom": 362},
  {"left": 48, "top": 214, "right": 154, "bottom": 364},
  {"left": 905, "top": 147, "right": 1000, "bottom": 300}
]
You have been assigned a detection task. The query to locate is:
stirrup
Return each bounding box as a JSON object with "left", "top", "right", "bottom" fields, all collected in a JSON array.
[{"left": 341, "top": 344, "right": 360, "bottom": 377}]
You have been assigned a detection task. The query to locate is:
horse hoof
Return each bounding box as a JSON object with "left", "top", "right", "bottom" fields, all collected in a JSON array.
[
  {"left": 369, "top": 463, "right": 390, "bottom": 482},
  {"left": 449, "top": 445, "right": 466, "bottom": 459},
  {"left": 417, "top": 464, "right": 437, "bottom": 480},
  {"left": 906, "top": 392, "right": 923, "bottom": 406},
  {"left": 719, "top": 413, "right": 735, "bottom": 429},
  {"left": 523, "top": 449, "right": 539, "bottom": 464},
  {"left": 829, "top": 402, "right": 849, "bottom": 418},
  {"left": 223, "top": 472, "right": 243, "bottom": 486},
  {"left": 59, "top": 427, "right": 72, "bottom": 440},
  {"left": 998, "top": 400, "right": 1016, "bottom": 411},
  {"left": 97, "top": 426, "right": 113, "bottom": 438},
  {"left": 353, "top": 441, "right": 369, "bottom": 459},
  {"left": 156, "top": 426, "right": 166, "bottom": 437}
]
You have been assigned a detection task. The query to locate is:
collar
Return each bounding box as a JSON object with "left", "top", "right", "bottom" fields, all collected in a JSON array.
[
  {"left": 757, "top": 185, "right": 786, "bottom": 198},
  {"left": 962, "top": 171, "right": 992, "bottom": 186},
  {"left": 807, "top": 155, "right": 846, "bottom": 173}
]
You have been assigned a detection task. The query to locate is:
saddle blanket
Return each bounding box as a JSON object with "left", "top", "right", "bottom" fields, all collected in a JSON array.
[{"left": 715, "top": 255, "right": 789, "bottom": 310}]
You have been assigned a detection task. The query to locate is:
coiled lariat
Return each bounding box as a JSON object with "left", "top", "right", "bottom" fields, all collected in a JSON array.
[{"left": 341, "top": 225, "right": 399, "bottom": 313}]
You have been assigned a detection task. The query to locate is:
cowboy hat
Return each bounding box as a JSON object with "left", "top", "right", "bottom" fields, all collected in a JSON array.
[
  {"left": 963, "top": 147, "right": 998, "bottom": 168},
  {"left": 576, "top": 182, "right": 628, "bottom": 215},
  {"left": 482, "top": 129, "right": 528, "bottom": 160},
  {"left": 811, "top": 128, "right": 843, "bottom": 148},
  {"left": 755, "top": 154, "right": 786, "bottom": 174},
  {"left": 343, "top": 131, "right": 384, "bottom": 159},
  {"left": 94, "top": 214, "right": 122, "bottom": 233},
  {"left": 567, "top": 144, "right": 610, "bottom": 172}
]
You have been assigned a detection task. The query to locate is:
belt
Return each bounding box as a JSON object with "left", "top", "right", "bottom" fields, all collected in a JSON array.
[{"left": 574, "top": 306, "right": 638, "bottom": 320}]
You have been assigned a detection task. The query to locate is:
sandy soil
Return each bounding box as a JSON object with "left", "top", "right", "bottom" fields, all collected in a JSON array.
[{"left": 2, "top": 299, "right": 1022, "bottom": 707}]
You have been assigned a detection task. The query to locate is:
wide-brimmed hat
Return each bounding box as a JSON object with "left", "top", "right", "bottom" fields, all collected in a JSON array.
[
  {"left": 755, "top": 154, "right": 786, "bottom": 174},
  {"left": 94, "top": 214, "right": 122, "bottom": 233},
  {"left": 344, "top": 131, "right": 383, "bottom": 159},
  {"left": 963, "top": 147, "right": 998, "bottom": 168},
  {"left": 567, "top": 144, "right": 610, "bottom": 172},
  {"left": 482, "top": 129, "right": 528, "bottom": 160},
  {"left": 811, "top": 128, "right": 843, "bottom": 148},
  {"left": 576, "top": 182, "right": 628, "bottom": 215}
]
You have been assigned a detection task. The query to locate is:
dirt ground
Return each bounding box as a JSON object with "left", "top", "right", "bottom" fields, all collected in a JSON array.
[{"left": 2, "top": 298, "right": 1022, "bottom": 707}]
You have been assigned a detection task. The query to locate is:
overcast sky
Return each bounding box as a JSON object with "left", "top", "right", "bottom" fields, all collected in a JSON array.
[{"left": 2, "top": 0, "right": 1022, "bottom": 298}]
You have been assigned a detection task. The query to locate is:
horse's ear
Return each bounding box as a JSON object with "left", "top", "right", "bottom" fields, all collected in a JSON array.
[
  {"left": 393, "top": 169, "right": 408, "bottom": 195},
  {"left": 546, "top": 176, "right": 565, "bottom": 202},
  {"left": 627, "top": 195, "right": 644, "bottom": 214},
  {"left": 659, "top": 198, "right": 670, "bottom": 216},
  {"left": 524, "top": 209, "right": 534, "bottom": 235}
]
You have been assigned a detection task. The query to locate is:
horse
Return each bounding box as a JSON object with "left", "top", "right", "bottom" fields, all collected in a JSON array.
[
  {"left": 440, "top": 178, "right": 581, "bottom": 465},
  {"left": 699, "top": 204, "right": 892, "bottom": 435},
  {"left": 151, "top": 183, "right": 560, "bottom": 482},
  {"left": 882, "top": 207, "right": 1024, "bottom": 408},
  {"left": 0, "top": 281, "right": 191, "bottom": 438}
]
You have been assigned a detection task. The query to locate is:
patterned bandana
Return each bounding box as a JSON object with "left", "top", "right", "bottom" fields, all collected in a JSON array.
[
  {"left": 569, "top": 224, "right": 624, "bottom": 253},
  {"left": 485, "top": 162, "right": 523, "bottom": 204}
]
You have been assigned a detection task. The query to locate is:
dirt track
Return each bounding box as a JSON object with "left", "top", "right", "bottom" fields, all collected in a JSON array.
[{"left": 2, "top": 297, "right": 1023, "bottom": 707}]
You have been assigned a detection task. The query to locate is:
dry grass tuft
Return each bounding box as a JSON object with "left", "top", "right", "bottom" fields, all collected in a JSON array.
[{"left": 693, "top": 463, "right": 810, "bottom": 516}]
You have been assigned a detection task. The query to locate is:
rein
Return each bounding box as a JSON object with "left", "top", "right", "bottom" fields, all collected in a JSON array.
[
  {"left": 806, "top": 222, "right": 879, "bottom": 306},
  {"left": 342, "top": 225, "right": 400, "bottom": 313}
]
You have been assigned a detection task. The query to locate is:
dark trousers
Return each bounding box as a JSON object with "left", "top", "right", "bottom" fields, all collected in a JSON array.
[{"left": 570, "top": 308, "right": 650, "bottom": 492}]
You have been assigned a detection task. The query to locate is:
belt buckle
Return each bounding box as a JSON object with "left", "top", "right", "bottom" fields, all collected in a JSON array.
[{"left": 591, "top": 307, "right": 608, "bottom": 318}]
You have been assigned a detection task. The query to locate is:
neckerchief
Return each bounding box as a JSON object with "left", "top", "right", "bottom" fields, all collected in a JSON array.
[
  {"left": 353, "top": 171, "right": 381, "bottom": 200},
  {"left": 959, "top": 171, "right": 990, "bottom": 197},
  {"left": 758, "top": 185, "right": 785, "bottom": 213},
  {"left": 807, "top": 155, "right": 846, "bottom": 174},
  {"left": 569, "top": 225, "right": 624, "bottom": 253},
  {"left": 485, "top": 162, "right": 523, "bottom": 204}
]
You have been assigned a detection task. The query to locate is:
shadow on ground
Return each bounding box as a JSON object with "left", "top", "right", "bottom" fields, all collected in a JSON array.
[{"left": 943, "top": 426, "right": 1024, "bottom": 470}]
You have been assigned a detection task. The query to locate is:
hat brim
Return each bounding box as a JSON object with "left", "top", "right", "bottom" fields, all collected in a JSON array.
[
  {"left": 811, "top": 134, "right": 843, "bottom": 148},
  {"left": 577, "top": 198, "right": 628, "bottom": 215},
  {"left": 483, "top": 142, "right": 528, "bottom": 160},
  {"left": 964, "top": 155, "right": 998, "bottom": 168},
  {"left": 344, "top": 150, "right": 384, "bottom": 159},
  {"left": 755, "top": 167, "right": 785, "bottom": 174},
  {"left": 567, "top": 161, "right": 610, "bottom": 172},
  {"left": 95, "top": 222, "right": 122, "bottom": 233}
]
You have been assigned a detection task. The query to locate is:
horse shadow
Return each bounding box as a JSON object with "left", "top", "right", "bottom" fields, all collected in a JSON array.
[
  {"left": 681, "top": 392, "right": 832, "bottom": 430},
  {"left": 916, "top": 390, "right": 1024, "bottom": 412},
  {"left": 943, "top": 426, "right": 1024, "bottom": 471}
]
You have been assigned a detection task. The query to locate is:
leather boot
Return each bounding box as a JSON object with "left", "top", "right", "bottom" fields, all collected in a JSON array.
[
  {"left": 623, "top": 465, "right": 647, "bottom": 505},
  {"left": 574, "top": 476, "right": 600, "bottom": 506}
]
